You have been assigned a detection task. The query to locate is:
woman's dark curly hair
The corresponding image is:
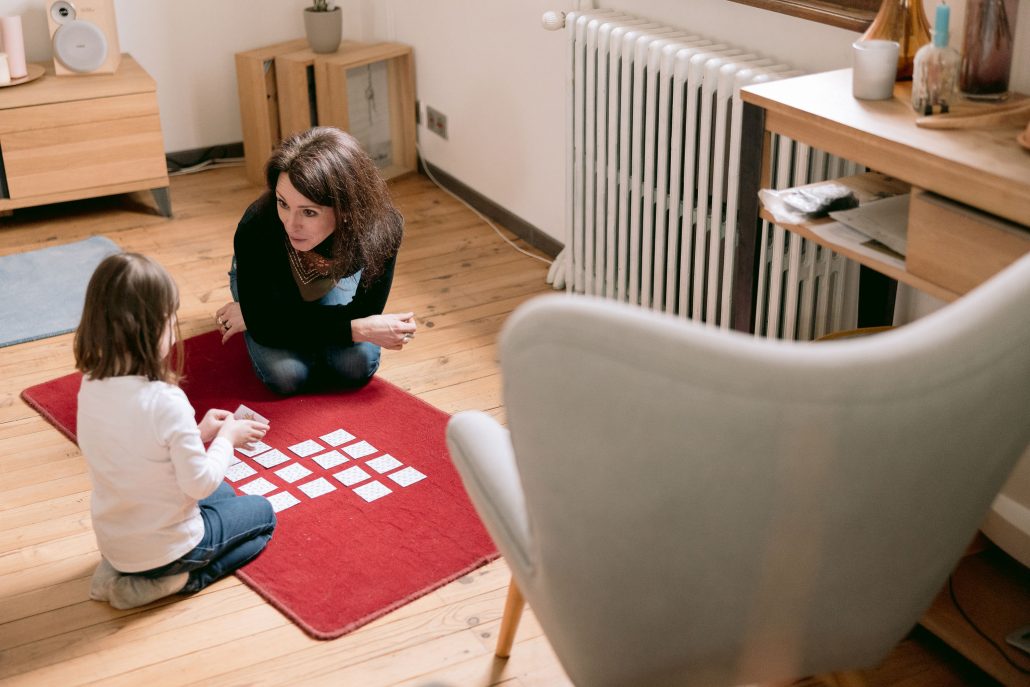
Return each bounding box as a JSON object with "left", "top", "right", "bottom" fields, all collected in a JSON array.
[{"left": 265, "top": 127, "right": 403, "bottom": 284}]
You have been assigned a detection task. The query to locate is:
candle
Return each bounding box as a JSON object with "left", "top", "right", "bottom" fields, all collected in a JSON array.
[
  {"left": 934, "top": 3, "right": 950, "bottom": 42},
  {"left": 0, "top": 53, "right": 10, "bottom": 85},
  {"left": 0, "top": 16, "right": 27, "bottom": 79}
]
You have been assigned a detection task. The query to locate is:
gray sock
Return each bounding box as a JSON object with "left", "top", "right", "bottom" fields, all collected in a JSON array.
[
  {"left": 108, "top": 572, "right": 189, "bottom": 610},
  {"left": 89, "top": 558, "right": 121, "bottom": 602}
]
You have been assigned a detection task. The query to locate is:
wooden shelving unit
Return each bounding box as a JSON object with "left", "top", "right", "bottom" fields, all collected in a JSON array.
[{"left": 236, "top": 40, "right": 416, "bottom": 187}]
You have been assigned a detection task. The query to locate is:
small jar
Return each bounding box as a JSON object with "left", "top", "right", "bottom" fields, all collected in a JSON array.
[{"left": 960, "top": 0, "right": 1019, "bottom": 100}]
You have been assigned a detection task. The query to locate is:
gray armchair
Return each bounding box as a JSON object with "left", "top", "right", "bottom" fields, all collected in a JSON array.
[{"left": 446, "top": 253, "right": 1030, "bottom": 687}]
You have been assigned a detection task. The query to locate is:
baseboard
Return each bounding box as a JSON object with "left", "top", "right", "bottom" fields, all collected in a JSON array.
[{"left": 417, "top": 157, "right": 564, "bottom": 259}]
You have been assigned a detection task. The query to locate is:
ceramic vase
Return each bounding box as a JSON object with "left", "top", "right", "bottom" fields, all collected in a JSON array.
[
  {"left": 304, "top": 7, "right": 342, "bottom": 54},
  {"left": 960, "top": 0, "right": 1019, "bottom": 100},
  {"left": 860, "top": 0, "right": 931, "bottom": 80}
]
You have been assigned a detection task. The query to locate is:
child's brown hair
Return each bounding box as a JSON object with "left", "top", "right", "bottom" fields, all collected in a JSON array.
[{"left": 74, "top": 253, "right": 183, "bottom": 383}]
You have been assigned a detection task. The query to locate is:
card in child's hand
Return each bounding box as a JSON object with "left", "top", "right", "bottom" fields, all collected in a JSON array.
[{"left": 234, "top": 404, "right": 269, "bottom": 425}]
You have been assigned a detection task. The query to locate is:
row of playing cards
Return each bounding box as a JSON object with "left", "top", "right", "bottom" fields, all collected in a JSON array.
[{"left": 224, "top": 406, "right": 426, "bottom": 513}]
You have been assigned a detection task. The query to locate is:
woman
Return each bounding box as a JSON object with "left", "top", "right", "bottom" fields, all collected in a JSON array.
[{"left": 215, "top": 127, "right": 416, "bottom": 395}]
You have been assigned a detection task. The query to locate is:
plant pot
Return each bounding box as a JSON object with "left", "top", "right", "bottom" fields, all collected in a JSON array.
[{"left": 304, "top": 7, "right": 342, "bottom": 54}]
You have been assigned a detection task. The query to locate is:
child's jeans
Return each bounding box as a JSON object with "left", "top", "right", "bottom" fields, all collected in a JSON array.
[{"left": 134, "top": 482, "right": 276, "bottom": 593}]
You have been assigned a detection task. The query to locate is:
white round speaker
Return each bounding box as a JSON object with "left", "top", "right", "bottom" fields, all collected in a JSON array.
[{"left": 53, "top": 20, "right": 108, "bottom": 73}]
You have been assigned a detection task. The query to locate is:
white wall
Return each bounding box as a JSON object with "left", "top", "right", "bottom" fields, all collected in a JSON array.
[
  {"left": 10, "top": 0, "right": 322, "bottom": 151},
  {"left": 5, "top": 0, "right": 1028, "bottom": 242}
]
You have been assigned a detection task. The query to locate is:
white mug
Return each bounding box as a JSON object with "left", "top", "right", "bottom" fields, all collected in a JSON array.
[{"left": 852, "top": 40, "right": 900, "bottom": 101}]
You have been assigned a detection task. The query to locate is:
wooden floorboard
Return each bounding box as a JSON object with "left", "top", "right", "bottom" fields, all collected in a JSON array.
[{"left": 0, "top": 167, "right": 994, "bottom": 686}]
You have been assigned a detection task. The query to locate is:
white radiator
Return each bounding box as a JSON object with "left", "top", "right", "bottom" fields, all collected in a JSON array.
[{"left": 561, "top": 10, "right": 861, "bottom": 339}]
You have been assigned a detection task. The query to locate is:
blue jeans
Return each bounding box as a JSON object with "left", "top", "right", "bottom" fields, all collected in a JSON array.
[
  {"left": 135, "top": 483, "right": 276, "bottom": 594},
  {"left": 229, "top": 257, "right": 381, "bottom": 395}
]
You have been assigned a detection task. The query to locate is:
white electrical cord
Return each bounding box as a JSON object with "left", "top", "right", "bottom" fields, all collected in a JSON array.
[
  {"left": 415, "top": 143, "right": 552, "bottom": 267},
  {"left": 168, "top": 157, "right": 245, "bottom": 177}
]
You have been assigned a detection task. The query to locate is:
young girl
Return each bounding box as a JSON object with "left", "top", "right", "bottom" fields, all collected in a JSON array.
[{"left": 75, "top": 252, "right": 277, "bottom": 610}]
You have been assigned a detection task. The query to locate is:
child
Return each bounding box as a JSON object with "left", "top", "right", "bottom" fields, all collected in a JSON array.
[{"left": 74, "top": 252, "right": 277, "bottom": 610}]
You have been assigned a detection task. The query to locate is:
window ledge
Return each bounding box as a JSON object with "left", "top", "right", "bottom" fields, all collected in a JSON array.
[{"left": 728, "top": 0, "right": 877, "bottom": 32}]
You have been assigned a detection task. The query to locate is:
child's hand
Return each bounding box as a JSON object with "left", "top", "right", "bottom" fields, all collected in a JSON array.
[
  {"left": 198, "top": 408, "right": 232, "bottom": 443},
  {"left": 217, "top": 416, "right": 269, "bottom": 450}
]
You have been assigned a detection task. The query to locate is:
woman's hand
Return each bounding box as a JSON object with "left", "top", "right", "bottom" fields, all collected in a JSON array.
[
  {"left": 198, "top": 408, "right": 232, "bottom": 443},
  {"left": 215, "top": 302, "right": 247, "bottom": 344},
  {"left": 216, "top": 415, "right": 269, "bottom": 450},
  {"left": 351, "top": 312, "right": 417, "bottom": 350}
]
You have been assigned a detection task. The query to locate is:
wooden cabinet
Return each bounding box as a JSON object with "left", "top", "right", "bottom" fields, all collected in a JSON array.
[{"left": 0, "top": 55, "right": 170, "bottom": 215}]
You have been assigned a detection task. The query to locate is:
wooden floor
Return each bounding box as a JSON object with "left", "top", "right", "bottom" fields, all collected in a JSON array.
[{"left": 0, "top": 167, "right": 995, "bottom": 686}]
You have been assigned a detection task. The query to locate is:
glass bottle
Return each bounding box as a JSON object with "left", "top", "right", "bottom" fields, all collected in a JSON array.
[
  {"left": 912, "top": 3, "right": 961, "bottom": 115},
  {"left": 861, "top": 0, "right": 932, "bottom": 80},
  {"left": 960, "top": 0, "right": 1018, "bottom": 100}
]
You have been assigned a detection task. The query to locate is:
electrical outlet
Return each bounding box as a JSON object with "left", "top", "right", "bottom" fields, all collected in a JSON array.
[{"left": 426, "top": 105, "right": 448, "bottom": 140}]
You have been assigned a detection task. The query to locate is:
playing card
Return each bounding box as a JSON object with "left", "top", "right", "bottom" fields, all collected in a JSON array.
[
  {"left": 236, "top": 440, "right": 272, "bottom": 458},
  {"left": 234, "top": 404, "right": 269, "bottom": 425},
  {"left": 387, "top": 466, "right": 426, "bottom": 487},
  {"left": 288, "top": 439, "right": 324, "bottom": 457},
  {"left": 353, "top": 480, "right": 392, "bottom": 502},
  {"left": 266, "top": 491, "right": 300, "bottom": 513},
  {"left": 365, "top": 454, "right": 403, "bottom": 474},
  {"left": 298, "top": 477, "right": 336, "bottom": 499},
  {"left": 225, "top": 461, "right": 257, "bottom": 483},
  {"left": 240, "top": 477, "right": 276, "bottom": 496},
  {"left": 319, "top": 428, "right": 356, "bottom": 447},
  {"left": 275, "top": 462, "right": 313, "bottom": 484},
  {"left": 252, "top": 448, "right": 290, "bottom": 468},
  {"left": 333, "top": 465, "right": 371, "bottom": 487},
  {"left": 311, "top": 450, "right": 349, "bottom": 470},
  {"left": 343, "top": 440, "right": 377, "bottom": 459}
]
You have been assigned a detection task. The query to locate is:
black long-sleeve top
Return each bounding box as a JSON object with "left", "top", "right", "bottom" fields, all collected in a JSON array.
[{"left": 233, "top": 196, "right": 397, "bottom": 349}]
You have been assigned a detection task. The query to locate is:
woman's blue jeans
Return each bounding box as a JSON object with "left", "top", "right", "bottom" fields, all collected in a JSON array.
[
  {"left": 134, "top": 482, "right": 276, "bottom": 594},
  {"left": 229, "top": 257, "right": 381, "bottom": 395}
]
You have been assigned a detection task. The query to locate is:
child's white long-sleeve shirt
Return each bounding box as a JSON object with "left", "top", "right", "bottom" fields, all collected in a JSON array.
[{"left": 77, "top": 375, "right": 233, "bottom": 573}]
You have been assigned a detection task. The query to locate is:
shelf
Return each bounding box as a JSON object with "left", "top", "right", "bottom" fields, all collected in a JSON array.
[
  {"left": 920, "top": 543, "right": 1030, "bottom": 686},
  {"left": 759, "top": 172, "right": 962, "bottom": 302}
]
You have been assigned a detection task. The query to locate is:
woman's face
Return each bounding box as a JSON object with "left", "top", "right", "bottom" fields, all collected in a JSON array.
[{"left": 275, "top": 174, "right": 336, "bottom": 252}]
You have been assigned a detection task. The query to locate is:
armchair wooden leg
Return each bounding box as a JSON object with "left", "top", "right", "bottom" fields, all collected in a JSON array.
[{"left": 495, "top": 577, "right": 525, "bottom": 659}]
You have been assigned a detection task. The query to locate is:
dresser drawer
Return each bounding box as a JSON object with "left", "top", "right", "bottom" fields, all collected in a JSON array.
[
  {"left": 0, "top": 115, "right": 167, "bottom": 199},
  {"left": 0, "top": 93, "right": 159, "bottom": 135},
  {"left": 907, "top": 189, "right": 1030, "bottom": 295}
]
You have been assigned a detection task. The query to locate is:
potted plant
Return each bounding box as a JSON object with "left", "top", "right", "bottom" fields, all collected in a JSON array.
[{"left": 305, "top": 0, "right": 342, "bottom": 54}]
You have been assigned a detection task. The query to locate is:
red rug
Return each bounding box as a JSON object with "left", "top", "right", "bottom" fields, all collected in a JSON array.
[{"left": 21, "top": 331, "right": 498, "bottom": 639}]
